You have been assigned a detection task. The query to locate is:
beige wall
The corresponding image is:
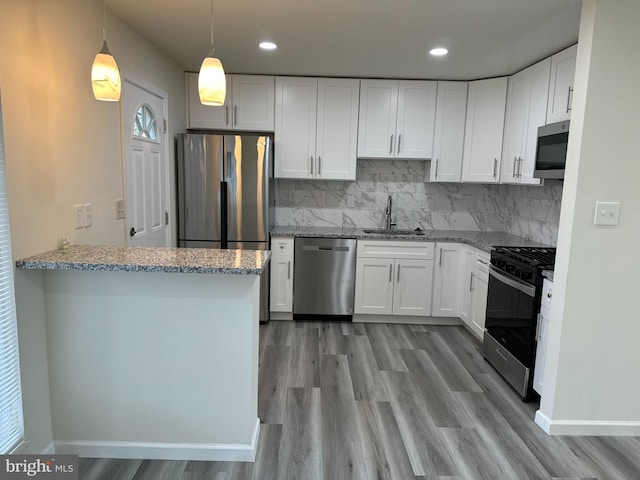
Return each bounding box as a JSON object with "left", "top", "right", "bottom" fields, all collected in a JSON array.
[
  {"left": 0, "top": 0, "right": 185, "bottom": 453},
  {"left": 539, "top": 0, "right": 640, "bottom": 434}
]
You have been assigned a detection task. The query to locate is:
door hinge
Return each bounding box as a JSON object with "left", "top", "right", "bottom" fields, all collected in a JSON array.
[
  {"left": 165, "top": 211, "right": 169, "bottom": 225},
  {"left": 163, "top": 118, "right": 167, "bottom": 134}
]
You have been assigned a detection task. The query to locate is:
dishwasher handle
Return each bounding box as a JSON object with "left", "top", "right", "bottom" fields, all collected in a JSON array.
[{"left": 301, "top": 245, "right": 350, "bottom": 252}]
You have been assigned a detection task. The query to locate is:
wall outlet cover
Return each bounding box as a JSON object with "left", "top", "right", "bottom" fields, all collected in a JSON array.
[{"left": 74, "top": 205, "right": 84, "bottom": 229}]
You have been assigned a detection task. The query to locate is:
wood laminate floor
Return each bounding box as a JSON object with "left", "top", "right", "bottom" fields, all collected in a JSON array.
[{"left": 79, "top": 321, "right": 640, "bottom": 480}]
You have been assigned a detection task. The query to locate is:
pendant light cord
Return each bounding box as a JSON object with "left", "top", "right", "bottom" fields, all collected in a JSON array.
[
  {"left": 209, "top": 0, "right": 215, "bottom": 55},
  {"left": 102, "top": 0, "right": 107, "bottom": 42}
]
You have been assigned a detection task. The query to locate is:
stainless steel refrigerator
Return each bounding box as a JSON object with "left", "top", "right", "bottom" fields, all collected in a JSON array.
[{"left": 177, "top": 132, "right": 274, "bottom": 322}]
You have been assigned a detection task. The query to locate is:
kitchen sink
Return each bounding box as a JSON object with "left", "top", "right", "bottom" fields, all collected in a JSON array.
[{"left": 363, "top": 228, "right": 426, "bottom": 236}]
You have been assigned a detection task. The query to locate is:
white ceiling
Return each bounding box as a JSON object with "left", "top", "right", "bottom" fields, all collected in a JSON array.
[{"left": 108, "top": 0, "right": 582, "bottom": 80}]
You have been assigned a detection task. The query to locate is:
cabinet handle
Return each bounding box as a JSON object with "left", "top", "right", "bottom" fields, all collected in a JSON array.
[
  {"left": 469, "top": 272, "right": 474, "bottom": 292},
  {"left": 388, "top": 264, "right": 392, "bottom": 283},
  {"left": 317, "top": 156, "right": 321, "bottom": 176},
  {"left": 435, "top": 159, "right": 439, "bottom": 178},
  {"left": 309, "top": 156, "right": 314, "bottom": 176},
  {"left": 493, "top": 158, "right": 498, "bottom": 179},
  {"left": 234, "top": 105, "right": 238, "bottom": 126},
  {"left": 287, "top": 260, "right": 291, "bottom": 279},
  {"left": 397, "top": 134, "right": 402, "bottom": 154},
  {"left": 389, "top": 135, "right": 394, "bottom": 155},
  {"left": 512, "top": 157, "right": 517, "bottom": 177},
  {"left": 397, "top": 264, "right": 401, "bottom": 283},
  {"left": 518, "top": 157, "right": 524, "bottom": 178},
  {"left": 566, "top": 86, "right": 574, "bottom": 113},
  {"left": 225, "top": 106, "right": 229, "bottom": 125},
  {"left": 439, "top": 248, "right": 443, "bottom": 267}
]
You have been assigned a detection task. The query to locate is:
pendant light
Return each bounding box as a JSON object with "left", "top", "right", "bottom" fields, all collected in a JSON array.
[
  {"left": 91, "top": 0, "right": 121, "bottom": 101},
  {"left": 198, "top": 0, "right": 226, "bottom": 106}
]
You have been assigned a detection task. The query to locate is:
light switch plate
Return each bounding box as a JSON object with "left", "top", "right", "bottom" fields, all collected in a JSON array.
[
  {"left": 83, "top": 204, "right": 93, "bottom": 228},
  {"left": 594, "top": 201, "right": 621, "bottom": 226},
  {"left": 115, "top": 199, "right": 126, "bottom": 220},
  {"left": 74, "top": 205, "right": 84, "bottom": 229}
]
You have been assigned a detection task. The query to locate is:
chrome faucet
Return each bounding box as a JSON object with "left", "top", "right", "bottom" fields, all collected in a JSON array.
[{"left": 384, "top": 195, "right": 396, "bottom": 230}]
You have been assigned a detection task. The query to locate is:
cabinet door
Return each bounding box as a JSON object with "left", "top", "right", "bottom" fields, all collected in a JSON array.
[
  {"left": 186, "top": 72, "right": 232, "bottom": 129},
  {"left": 231, "top": 75, "right": 275, "bottom": 132},
  {"left": 392, "top": 259, "right": 434, "bottom": 316},
  {"left": 316, "top": 78, "right": 359, "bottom": 180},
  {"left": 501, "top": 59, "right": 550, "bottom": 185},
  {"left": 354, "top": 258, "right": 394, "bottom": 315},
  {"left": 470, "top": 268, "right": 488, "bottom": 339},
  {"left": 395, "top": 81, "right": 437, "bottom": 159},
  {"left": 357, "top": 80, "right": 399, "bottom": 158},
  {"left": 431, "top": 81, "right": 468, "bottom": 182},
  {"left": 431, "top": 243, "right": 463, "bottom": 317},
  {"left": 533, "top": 306, "right": 550, "bottom": 395},
  {"left": 459, "top": 246, "right": 475, "bottom": 325},
  {"left": 547, "top": 44, "right": 578, "bottom": 124},
  {"left": 461, "top": 77, "right": 508, "bottom": 183},
  {"left": 269, "top": 254, "right": 293, "bottom": 312},
  {"left": 274, "top": 77, "right": 318, "bottom": 178}
]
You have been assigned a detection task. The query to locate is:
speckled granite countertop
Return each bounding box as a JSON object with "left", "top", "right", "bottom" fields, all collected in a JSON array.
[
  {"left": 542, "top": 270, "right": 554, "bottom": 282},
  {"left": 270, "top": 226, "right": 552, "bottom": 253},
  {"left": 15, "top": 245, "right": 270, "bottom": 275}
]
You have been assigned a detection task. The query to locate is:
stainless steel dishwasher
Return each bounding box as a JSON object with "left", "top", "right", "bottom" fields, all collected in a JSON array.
[{"left": 293, "top": 237, "right": 357, "bottom": 320}]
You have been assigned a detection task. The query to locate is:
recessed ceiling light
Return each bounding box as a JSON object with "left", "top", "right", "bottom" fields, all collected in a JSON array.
[
  {"left": 429, "top": 47, "right": 448, "bottom": 56},
  {"left": 259, "top": 42, "right": 278, "bottom": 50}
]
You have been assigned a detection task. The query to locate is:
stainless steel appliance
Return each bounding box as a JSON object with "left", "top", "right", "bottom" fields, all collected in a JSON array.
[
  {"left": 483, "top": 246, "right": 556, "bottom": 400},
  {"left": 177, "top": 132, "right": 274, "bottom": 322},
  {"left": 293, "top": 237, "right": 357, "bottom": 320},
  {"left": 534, "top": 120, "right": 569, "bottom": 179}
]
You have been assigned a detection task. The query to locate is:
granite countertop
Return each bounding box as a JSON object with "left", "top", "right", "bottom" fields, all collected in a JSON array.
[
  {"left": 15, "top": 245, "right": 270, "bottom": 275},
  {"left": 270, "top": 226, "right": 552, "bottom": 253}
]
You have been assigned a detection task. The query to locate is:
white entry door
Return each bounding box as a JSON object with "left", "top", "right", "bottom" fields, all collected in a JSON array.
[{"left": 122, "top": 80, "right": 169, "bottom": 246}]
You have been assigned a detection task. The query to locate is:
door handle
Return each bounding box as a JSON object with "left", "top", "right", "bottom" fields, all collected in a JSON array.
[
  {"left": 513, "top": 157, "right": 517, "bottom": 177},
  {"left": 469, "top": 272, "right": 474, "bottom": 292},
  {"left": 234, "top": 105, "right": 238, "bottom": 126},
  {"left": 317, "top": 156, "right": 321, "bottom": 176},
  {"left": 129, "top": 227, "right": 136, "bottom": 238},
  {"left": 388, "top": 264, "right": 392, "bottom": 283},
  {"left": 434, "top": 159, "right": 439, "bottom": 178},
  {"left": 493, "top": 158, "right": 498, "bottom": 179},
  {"left": 287, "top": 260, "right": 291, "bottom": 279},
  {"left": 389, "top": 135, "right": 394, "bottom": 155},
  {"left": 518, "top": 157, "right": 524, "bottom": 178},
  {"left": 225, "top": 106, "right": 229, "bottom": 125},
  {"left": 397, "top": 134, "right": 402, "bottom": 154},
  {"left": 309, "top": 156, "right": 314, "bottom": 176},
  {"left": 439, "top": 248, "right": 443, "bottom": 267},
  {"left": 566, "top": 86, "right": 574, "bottom": 113},
  {"left": 397, "top": 264, "right": 401, "bottom": 283}
]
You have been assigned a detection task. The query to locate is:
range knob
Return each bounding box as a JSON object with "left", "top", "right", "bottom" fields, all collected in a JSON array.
[{"left": 506, "top": 264, "right": 516, "bottom": 274}]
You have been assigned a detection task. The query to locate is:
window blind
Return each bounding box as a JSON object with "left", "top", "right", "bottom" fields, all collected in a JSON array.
[{"left": 0, "top": 92, "right": 24, "bottom": 454}]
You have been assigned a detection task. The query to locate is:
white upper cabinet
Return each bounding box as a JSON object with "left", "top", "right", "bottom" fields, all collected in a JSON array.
[
  {"left": 461, "top": 77, "right": 508, "bottom": 183},
  {"left": 431, "top": 81, "right": 468, "bottom": 182},
  {"left": 275, "top": 77, "right": 359, "bottom": 180},
  {"left": 186, "top": 73, "right": 275, "bottom": 131},
  {"left": 546, "top": 44, "right": 578, "bottom": 124},
  {"left": 501, "top": 58, "right": 551, "bottom": 185},
  {"left": 358, "top": 80, "right": 437, "bottom": 160}
]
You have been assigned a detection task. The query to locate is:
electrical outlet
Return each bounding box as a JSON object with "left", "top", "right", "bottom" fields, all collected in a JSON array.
[
  {"left": 74, "top": 205, "right": 84, "bottom": 229},
  {"left": 115, "top": 199, "right": 126, "bottom": 220},
  {"left": 83, "top": 204, "right": 93, "bottom": 228}
]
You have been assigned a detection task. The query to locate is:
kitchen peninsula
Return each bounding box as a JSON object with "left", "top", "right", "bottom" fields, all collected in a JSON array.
[{"left": 16, "top": 245, "right": 270, "bottom": 461}]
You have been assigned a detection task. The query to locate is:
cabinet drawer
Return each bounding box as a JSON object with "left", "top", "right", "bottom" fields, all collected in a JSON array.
[
  {"left": 357, "top": 240, "right": 434, "bottom": 260},
  {"left": 271, "top": 237, "right": 294, "bottom": 256},
  {"left": 541, "top": 278, "right": 553, "bottom": 310},
  {"left": 474, "top": 250, "right": 490, "bottom": 277}
]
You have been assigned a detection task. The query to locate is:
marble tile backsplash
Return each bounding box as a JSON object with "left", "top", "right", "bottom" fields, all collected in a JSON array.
[{"left": 275, "top": 160, "right": 562, "bottom": 246}]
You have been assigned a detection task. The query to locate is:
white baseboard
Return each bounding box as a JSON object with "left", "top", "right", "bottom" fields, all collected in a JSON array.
[
  {"left": 535, "top": 410, "right": 640, "bottom": 436},
  {"left": 353, "top": 314, "right": 461, "bottom": 325},
  {"left": 41, "top": 442, "right": 55, "bottom": 454},
  {"left": 53, "top": 419, "right": 260, "bottom": 462}
]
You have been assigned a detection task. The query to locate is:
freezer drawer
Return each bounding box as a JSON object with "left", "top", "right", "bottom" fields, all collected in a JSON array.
[{"left": 293, "top": 237, "right": 357, "bottom": 319}]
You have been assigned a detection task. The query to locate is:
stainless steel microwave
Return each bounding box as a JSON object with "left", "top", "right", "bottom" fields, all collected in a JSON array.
[{"left": 534, "top": 120, "right": 569, "bottom": 179}]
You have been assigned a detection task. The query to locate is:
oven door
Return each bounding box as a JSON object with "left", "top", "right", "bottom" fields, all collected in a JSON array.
[{"left": 485, "top": 265, "right": 538, "bottom": 367}]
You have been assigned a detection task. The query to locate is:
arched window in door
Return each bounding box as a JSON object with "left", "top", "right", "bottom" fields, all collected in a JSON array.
[{"left": 133, "top": 104, "right": 158, "bottom": 141}]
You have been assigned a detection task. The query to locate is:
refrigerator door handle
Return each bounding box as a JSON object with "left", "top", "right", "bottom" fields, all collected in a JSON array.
[
  {"left": 226, "top": 151, "right": 232, "bottom": 181},
  {"left": 220, "top": 181, "right": 228, "bottom": 249}
]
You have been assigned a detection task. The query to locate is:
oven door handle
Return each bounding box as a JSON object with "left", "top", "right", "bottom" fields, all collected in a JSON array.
[{"left": 489, "top": 265, "right": 536, "bottom": 297}]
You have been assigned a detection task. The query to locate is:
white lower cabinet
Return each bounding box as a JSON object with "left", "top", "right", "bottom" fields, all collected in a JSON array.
[
  {"left": 432, "top": 243, "right": 464, "bottom": 317},
  {"left": 269, "top": 238, "right": 294, "bottom": 313},
  {"left": 354, "top": 241, "right": 434, "bottom": 318},
  {"left": 533, "top": 278, "right": 553, "bottom": 395},
  {"left": 469, "top": 251, "right": 490, "bottom": 339}
]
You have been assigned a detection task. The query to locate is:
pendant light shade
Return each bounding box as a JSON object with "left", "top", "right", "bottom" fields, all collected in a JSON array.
[
  {"left": 198, "top": 0, "right": 226, "bottom": 106},
  {"left": 92, "top": 40, "right": 121, "bottom": 101},
  {"left": 92, "top": 0, "right": 121, "bottom": 102}
]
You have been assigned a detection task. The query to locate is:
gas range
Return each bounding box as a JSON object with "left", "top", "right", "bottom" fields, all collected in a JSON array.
[{"left": 490, "top": 246, "right": 556, "bottom": 284}]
